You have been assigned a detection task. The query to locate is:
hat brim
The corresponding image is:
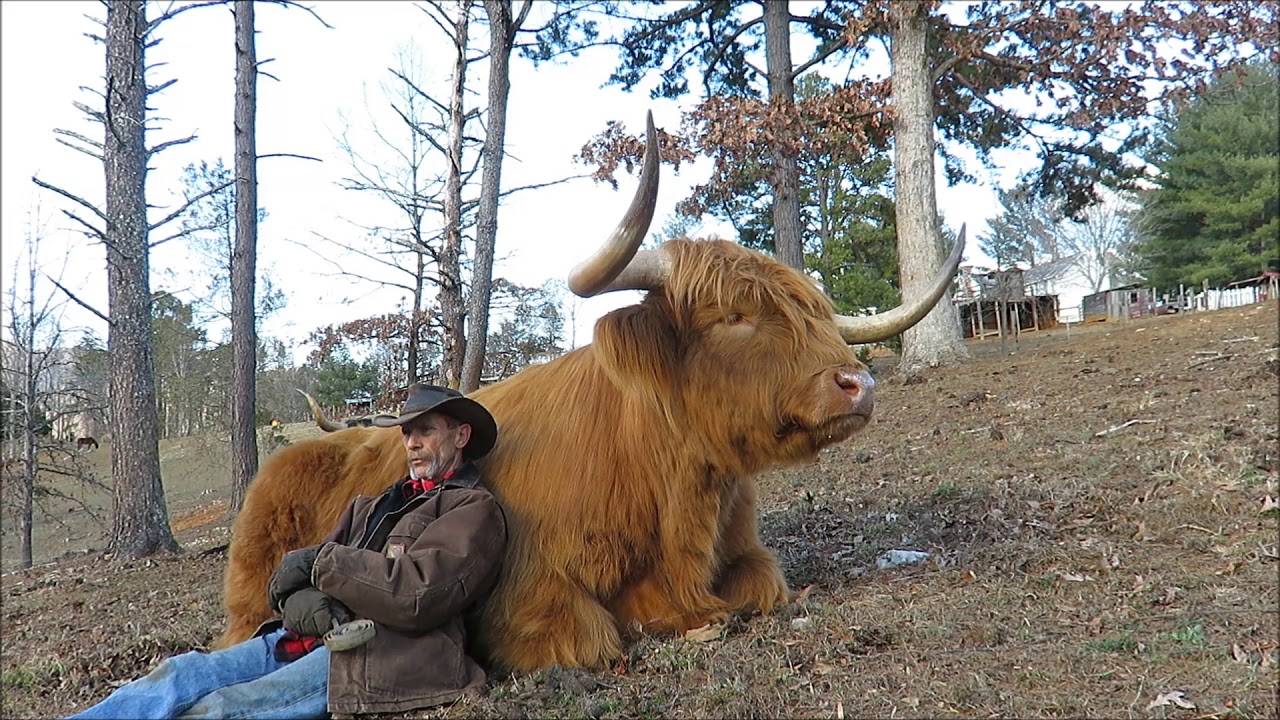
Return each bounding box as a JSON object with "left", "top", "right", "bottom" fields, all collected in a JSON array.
[{"left": 372, "top": 396, "right": 497, "bottom": 460}]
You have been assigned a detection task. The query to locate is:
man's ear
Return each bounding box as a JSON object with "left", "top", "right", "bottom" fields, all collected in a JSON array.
[{"left": 455, "top": 423, "right": 472, "bottom": 451}]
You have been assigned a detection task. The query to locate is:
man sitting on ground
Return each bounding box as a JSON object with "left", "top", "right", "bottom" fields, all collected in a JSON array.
[{"left": 69, "top": 383, "right": 507, "bottom": 719}]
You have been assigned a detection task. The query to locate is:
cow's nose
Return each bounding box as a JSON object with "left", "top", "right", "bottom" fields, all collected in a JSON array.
[{"left": 835, "top": 367, "right": 875, "bottom": 416}]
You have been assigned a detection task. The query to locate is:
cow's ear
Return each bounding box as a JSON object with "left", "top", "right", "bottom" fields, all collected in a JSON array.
[{"left": 593, "top": 301, "right": 678, "bottom": 407}]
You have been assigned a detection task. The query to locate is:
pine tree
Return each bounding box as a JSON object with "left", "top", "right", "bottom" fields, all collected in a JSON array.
[{"left": 1138, "top": 61, "right": 1279, "bottom": 289}]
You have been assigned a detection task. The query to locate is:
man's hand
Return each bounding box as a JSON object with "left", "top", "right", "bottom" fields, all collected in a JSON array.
[
  {"left": 281, "top": 588, "right": 354, "bottom": 638},
  {"left": 268, "top": 545, "right": 323, "bottom": 611}
]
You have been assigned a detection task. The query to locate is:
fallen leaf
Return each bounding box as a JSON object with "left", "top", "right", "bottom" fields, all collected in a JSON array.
[
  {"left": 1232, "top": 643, "right": 1250, "bottom": 664},
  {"left": 684, "top": 623, "right": 724, "bottom": 642},
  {"left": 793, "top": 583, "right": 817, "bottom": 602},
  {"left": 1060, "top": 572, "right": 1088, "bottom": 582},
  {"left": 1146, "top": 690, "right": 1196, "bottom": 711},
  {"left": 1260, "top": 496, "right": 1279, "bottom": 516}
]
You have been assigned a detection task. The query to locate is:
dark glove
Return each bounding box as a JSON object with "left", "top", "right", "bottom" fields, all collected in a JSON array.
[
  {"left": 281, "top": 588, "right": 354, "bottom": 638},
  {"left": 267, "top": 544, "right": 323, "bottom": 612}
]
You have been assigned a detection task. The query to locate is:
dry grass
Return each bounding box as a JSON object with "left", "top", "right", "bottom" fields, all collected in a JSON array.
[{"left": 2, "top": 302, "right": 1276, "bottom": 719}]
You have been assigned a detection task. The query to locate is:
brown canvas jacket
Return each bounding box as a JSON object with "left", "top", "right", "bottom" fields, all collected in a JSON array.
[{"left": 309, "top": 462, "right": 507, "bottom": 715}]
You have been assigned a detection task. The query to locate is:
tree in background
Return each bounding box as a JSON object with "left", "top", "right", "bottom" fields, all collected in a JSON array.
[
  {"left": 1136, "top": 60, "right": 1279, "bottom": 289},
  {"left": 33, "top": 1, "right": 221, "bottom": 558},
  {"left": 482, "top": 279, "right": 565, "bottom": 381},
  {"left": 1059, "top": 194, "right": 1143, "bottom": 293},
  {"left": 306, "top": 306, "right": 441, "bottom": 402},
  {"left": 169, "top": 161, "right": 286, "bottom": 330},
  {"left": 560, "top": 0, "right": 876, "bottom": 271},
  {"left": 321, "top": 45, "right": 451, "bottom": 391},
  {"left": 979, "top": 185, "right": 1056, "bottom": 270},
  {"left": 888, "top": 0, "right": 969, "bottom": 372},
  {"left": 308, "top": 347, "right": 380, "bottom": 409},
  {"left": 572, "top": 1, "right": 1273, "bottom": 371},
  {"left": 1, "top": 210, "right": 107, "bottom": 569},
  {"left": 461, "top": 0, "right": 535, "bottom": 393},
  {"left": 229, "top": 0, "right": 260, "bottom": 514},
  {"left": 151, "top": 292, "right": 221, "bottom": 438}
]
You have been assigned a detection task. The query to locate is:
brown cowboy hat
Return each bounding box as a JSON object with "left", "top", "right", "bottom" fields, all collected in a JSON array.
[{"left": 372, "top": 383, "right": 498, "bottom": 460}]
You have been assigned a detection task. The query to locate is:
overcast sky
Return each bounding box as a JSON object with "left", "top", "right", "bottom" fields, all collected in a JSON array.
[{"left": 1, "top": 0, "right": 1013, "bottom": 360}]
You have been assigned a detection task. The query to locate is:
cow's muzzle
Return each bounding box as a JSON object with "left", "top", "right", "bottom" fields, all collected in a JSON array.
[{"left": 835, "top": 367, "right": 875, "bottom": 418}]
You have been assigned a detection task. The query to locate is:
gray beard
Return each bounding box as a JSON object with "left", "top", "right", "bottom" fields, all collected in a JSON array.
[{"left": 409, "top": 456, "right": 451, "bottom": 480}]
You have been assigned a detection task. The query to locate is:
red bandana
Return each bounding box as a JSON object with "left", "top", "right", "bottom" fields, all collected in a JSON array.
[{"left": 404, "top": 468, "right": 454, "bottom": 499}]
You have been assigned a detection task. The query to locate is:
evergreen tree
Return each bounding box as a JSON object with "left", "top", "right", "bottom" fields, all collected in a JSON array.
[{"left": 1137, "top": 61, "right": 1279, "bottom": 289}]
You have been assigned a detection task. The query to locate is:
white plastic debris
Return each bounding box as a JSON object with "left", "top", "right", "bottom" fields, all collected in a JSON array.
[{"left": 876, "top": 549, "right": 930, "bottom": 570}]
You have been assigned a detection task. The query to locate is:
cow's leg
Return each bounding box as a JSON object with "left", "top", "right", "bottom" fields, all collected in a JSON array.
[
  {"left": 216, "top": 536, "right": 279, "bottom": 649},
  {"left": 488, "top": 572, "right": 623, "bottom": 671},
  {"left": 713, "top": 481, "right": 790, "bottom": 615},
  {"left": 611, "top": 570, "right": 729, "bottom": 635}
]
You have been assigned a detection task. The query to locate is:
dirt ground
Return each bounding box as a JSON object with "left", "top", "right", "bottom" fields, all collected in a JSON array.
[{"left": 3, "top": 302, "right": 1277, "bottom": 719}]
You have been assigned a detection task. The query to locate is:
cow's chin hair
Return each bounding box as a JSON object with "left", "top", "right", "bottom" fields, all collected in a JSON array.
[{"left": 776, "top": 411, "right": 870, "bottom": 459}]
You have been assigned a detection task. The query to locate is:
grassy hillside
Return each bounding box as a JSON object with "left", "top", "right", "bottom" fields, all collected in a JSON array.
[{"left": 3, "top": 301, "right": 1276, "bottom": 719}]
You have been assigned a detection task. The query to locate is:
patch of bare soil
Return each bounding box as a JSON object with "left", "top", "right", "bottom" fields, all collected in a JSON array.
[{"left": 4, "top": 303, "right": 1276, "bottom": 719}]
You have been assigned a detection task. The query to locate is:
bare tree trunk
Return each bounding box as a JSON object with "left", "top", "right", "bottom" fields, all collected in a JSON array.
[
  {"left": 890, "top": 2, "right": 969, "bottom": 376},
  {"left": 104, "top": 1, "right": 179, "bottom": 557},
  {"left": 763, "top": 0, "right": 804, "bottom": 271},
  {"left": 19, "top": 253, "right": 37, "bottom": 569},
  {"left": 461, "top": 0, "right": 520, "bottom": 393},
  {"left": 228, "top": 0, "right": 259, "bottom": 514},
  {"left": 408, "top": 250, "right": 425, "bottom": 386},
  {"left": 439, "top": 1, "right": 473, "bottom": 389}
]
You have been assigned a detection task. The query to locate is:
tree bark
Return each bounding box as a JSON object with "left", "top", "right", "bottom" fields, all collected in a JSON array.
[
  {"left": 763, "top": 0, "right": 805, "bottom": 271},
  {"left": 439, "top": 0, "right": 473, "bottom": 389},
  {"left": 228, "top": 0, "right": 259, "bottom": 514},
  {"left": 889, "top": 2, "right": 969, "bottom": 375},
  {"left": 461, "top": 0, "right": 517, "bottom": 393},
  {"left": 104, "top": 1, "right": 180, "bottom": 557}
]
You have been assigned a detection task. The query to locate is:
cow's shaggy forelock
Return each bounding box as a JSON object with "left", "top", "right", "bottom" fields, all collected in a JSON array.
[{"left": 664, "top": 238, "right": 837, "bottom": 343}]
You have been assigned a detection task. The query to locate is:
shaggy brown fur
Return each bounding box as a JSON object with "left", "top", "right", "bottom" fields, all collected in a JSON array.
[{"left": 218, "top": 239, "right": 879, "bottom": 672}]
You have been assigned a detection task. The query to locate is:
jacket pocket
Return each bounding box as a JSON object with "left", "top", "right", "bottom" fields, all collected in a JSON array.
[{"left": 363, "top": 622, "right": 465, "bottom": 696}]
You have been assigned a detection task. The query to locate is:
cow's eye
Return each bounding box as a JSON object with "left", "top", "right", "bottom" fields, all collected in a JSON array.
[{"left": 725, "top": 313, "right": 746, "bottom": 325}]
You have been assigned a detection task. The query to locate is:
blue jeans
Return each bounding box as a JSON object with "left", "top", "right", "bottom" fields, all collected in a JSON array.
[{"left": 68, "top": 628, "right": 330, "bottom": 720}]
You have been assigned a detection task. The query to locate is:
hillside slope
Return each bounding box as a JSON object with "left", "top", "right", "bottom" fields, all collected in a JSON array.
[{"left": 4, "top": 302, "right": 1276, "bottom": 719}]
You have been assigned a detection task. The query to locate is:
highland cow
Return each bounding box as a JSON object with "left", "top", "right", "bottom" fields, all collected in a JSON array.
[{"left": 219, "top": 113, "right": 964, "bottom": 672}]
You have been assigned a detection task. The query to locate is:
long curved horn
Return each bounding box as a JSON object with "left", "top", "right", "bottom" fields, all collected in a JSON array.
[
  {"left": 567, "top": 111, "right": 663, "bottom": 297},
  {"left": 296, "top": 389, "right": 345, "bottom": 433},
  {"left": 835, "top": 226, "right": 966, "bottom": 344}
]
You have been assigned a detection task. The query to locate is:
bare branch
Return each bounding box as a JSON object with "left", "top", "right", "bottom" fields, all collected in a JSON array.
[
  {"left": 31, "top": 177, "right": 107, "bottom": 221},
  {"left": 497, "top": 173, "right": 594, "bottom": 199},
  {"left": 390, "top": 69, "right": 449, "bottom": 115},
  {"left": 259, "top": 0, "right": 334, "bottom": 29},
  {"left": 147, "top": 77, "right": 179, "bottom": 96},
  {"left": 148, "top": 178, "right": 234, "bottom": 231},
  {"left": 47, "top": 277, "right": 111, "bottom": 326},
  {"left": 703, "top": 17, "right": 763, "bottom": 84},
  {"left": 54, "top": 137, "right": 105, "bottom": 162},
  {"left": 53, "top": 128, "right": 104, "bottom": 152},
  {"left": 792, "top": 36, "right": 848, "bottom": 79},
  {"left": 147, "top": 134, "right": 197, "bottom": 158},
  {"left": 72, "top": 101, "right": 105, "bottom": 122},
  {"left": 149, "top": 219, "right": 228, "bottom": 248},
  {"left": 58, "top": 209, "right": 106, "bottom": 242},
  {"left": 259, "top": 152, "right": 323, "bottom": 162},
  {"left": 147, "top": 0, "right": 227, "bottom": 32}
]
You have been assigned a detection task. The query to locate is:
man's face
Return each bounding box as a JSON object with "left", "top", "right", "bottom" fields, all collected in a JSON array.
[{"left": 401, "top": 412, "right": 472, "bottom": 479}]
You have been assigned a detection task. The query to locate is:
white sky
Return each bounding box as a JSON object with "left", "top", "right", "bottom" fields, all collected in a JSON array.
[{"left": 1, "top": 0, "right": 1014, "bottom": 361}]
